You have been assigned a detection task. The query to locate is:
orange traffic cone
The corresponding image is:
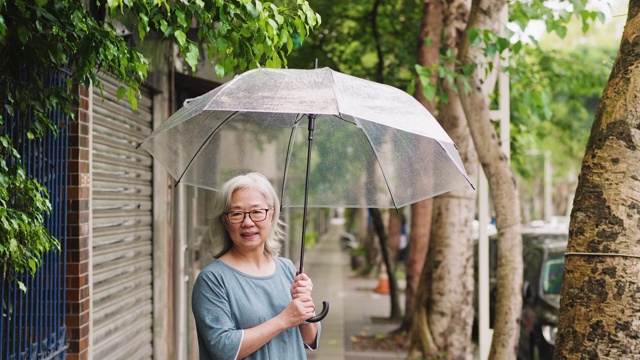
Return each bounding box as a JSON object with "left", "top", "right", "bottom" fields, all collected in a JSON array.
[{"left": 375, "top": 262, "right": 390, "bottom": 294}]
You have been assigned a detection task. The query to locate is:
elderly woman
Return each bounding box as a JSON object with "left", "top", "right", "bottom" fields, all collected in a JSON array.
[{"left": 192, "top": 172, "right": 320, "bottom": 360}]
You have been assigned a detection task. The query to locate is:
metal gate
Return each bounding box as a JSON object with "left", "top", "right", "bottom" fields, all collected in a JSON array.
[
  {"left": 1, "top": 69, "right": 69, "bottom": 360},
  {"left": 91, "top": 75, "right": 154, "bottom": 359}
]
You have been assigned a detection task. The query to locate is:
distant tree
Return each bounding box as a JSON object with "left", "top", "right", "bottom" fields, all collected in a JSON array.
[
  {"left": 407, "top": 0, "right": 478, "bottom": 358},
  {"left": 510, "top": 41, "right": 618, "bottom": 221}
]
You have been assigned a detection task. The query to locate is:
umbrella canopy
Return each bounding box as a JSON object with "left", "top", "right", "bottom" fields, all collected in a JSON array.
[{"left": 139, "top": 67, "right": 473, "bottom": 209}]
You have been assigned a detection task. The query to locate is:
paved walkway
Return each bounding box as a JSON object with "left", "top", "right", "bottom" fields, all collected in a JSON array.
[{"left": 304, "top": 219, "right": 407, "bottom": 360}]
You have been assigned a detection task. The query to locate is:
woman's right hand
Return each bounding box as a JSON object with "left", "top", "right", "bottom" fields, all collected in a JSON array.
[{"left": 281, "top": 295, "right": 316, "bottom": 327}]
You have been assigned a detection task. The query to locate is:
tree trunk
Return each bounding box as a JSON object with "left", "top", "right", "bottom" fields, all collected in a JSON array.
[
  {"left": 388, "top": 211, "right": 403, "bottom": 261},
  {"left": 370, "top": 208, "right": 402, "bottom": 320},
  {"left": 403, "top": 200, "right": 432, "bottom": 332},
  {"left": 457, "top": 1, "right": 523, "bottom": 359},
  {"left": 554, "top": 1, "right": 640, "bottom": 358},
  {"left": 401, "top": 0, "right": 443, "bottom": 334},
  {"left": 408, "top": 0, "right": 477, "bottom": 358}
]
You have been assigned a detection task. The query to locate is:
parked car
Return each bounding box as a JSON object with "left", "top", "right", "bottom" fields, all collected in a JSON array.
[
  {"left": 474, "top": 231, "right": 567, "bottom": 360},
  {"left": 518, "top": 232, "right": 567, "bottom": 360}
]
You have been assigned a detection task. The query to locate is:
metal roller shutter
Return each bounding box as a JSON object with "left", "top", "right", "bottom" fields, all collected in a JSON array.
[{"left": 92, "top": 74, "right": 154, "bottom": 360}]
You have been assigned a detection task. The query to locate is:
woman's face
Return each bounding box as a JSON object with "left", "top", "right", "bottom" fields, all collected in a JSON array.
[{"left": 224, "top": 187, "right": 273, "bottom": 253}]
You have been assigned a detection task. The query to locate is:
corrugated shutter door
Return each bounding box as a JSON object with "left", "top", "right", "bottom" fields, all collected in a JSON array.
[{"left": 92, "top": 74, "right": 154, "bottom": 360}]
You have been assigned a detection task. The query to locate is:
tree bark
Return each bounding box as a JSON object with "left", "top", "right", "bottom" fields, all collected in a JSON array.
[
  {"left": 408, "top": 0, "right": 477, "bottom": 358},
  {"left": 554, "top": 1, "right": 640, "bottom": 358},
  {"left": 425, "top": 0, "right": 477, "bottom": 357},
  {"left": 402, "top": 0, "right": 443, "bottom": 334},
  {"left": 457, "top": 1, "right": 523, "bottom": 359},
  {"left": 388, "top": 211, "right": 403, "bottom": 261}
]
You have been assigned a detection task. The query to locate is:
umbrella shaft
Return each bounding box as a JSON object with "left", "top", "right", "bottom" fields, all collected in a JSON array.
[{"left": 299, "top": 115, "right": 316, "bottom": 273}]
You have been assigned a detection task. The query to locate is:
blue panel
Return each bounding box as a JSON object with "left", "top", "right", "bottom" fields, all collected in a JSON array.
[{"left": 1, "top": 68, "right": 69, "bottom": 360}]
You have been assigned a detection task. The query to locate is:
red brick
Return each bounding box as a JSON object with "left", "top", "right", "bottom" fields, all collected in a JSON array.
[{"left": 65, "top": 236, "right": 88, "bottom": 251}]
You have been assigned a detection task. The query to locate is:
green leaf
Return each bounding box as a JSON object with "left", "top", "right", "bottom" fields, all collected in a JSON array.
[
  {"left": 305, "top": 9, "right": 316, "bottom": 27},
  {"left": 461, "top": 64, "right": 475, "bottom": 76},
  {"left": 485, "top": 43, "right": 497, "bottom": 58},
  {"left": 18, "top": 280, "right": 27, "bottom": 293},
  {"left": 175, "top": 30, "right": 187, "bottom": 47},
  {"left": 138, "top": 13, "right": 149, "bottom": 39},
  {"left": 176, "top": 10, "right": 188, "bottom": 28},
  {"left": 286, "top": 36, "right": 293, "bottom": 53},
  {"left": 512, "top": 41, "right": 523, "bottom": 54},
  {"left": 422, "top": 83, "right": 436, "bottom": 101},
  {"left": 216, "top": 37, "right": 228, "bottom": 52},
  {"left": 406, "top": 78, "right": 416, "bottom": 96},
  {"left": 246, "top": 3, "right": 258, "bottom": 17},
  {"left": 159, "top": 19, "right": 169, "bottom": 34},
  {"left": 274, "top": 13, "right": 284, "bottom": 25},
  {"left": 116, "top": 86, "right": 126, "bottom": 100},
  {"left": 186, "top": 43, "right": 200, "bottom": 72},
  {"left": 496, "top": 37, "right": 510, "bottom": 54},
  {"left": 214, "top": 63, "right": 226, "bottom": 78},
  {"left": 468, "top": 28, "right": 482, "bottom": 47},
  {"left": 268, "top": 18, "right": 278, "bottom": 33},
  {"left": 28, "top": 259, "right": 36, "bottom": 273},
  {"left": 17, "top": 25, "right": 30, "bottom": 44},
  {"left": 127, "top": 87, "right": 138, "bottom": 110}
]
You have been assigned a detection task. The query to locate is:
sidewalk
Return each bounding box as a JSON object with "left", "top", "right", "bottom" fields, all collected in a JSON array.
[{"left": 304, "top": 219, "right": 407, "bottom": 360}]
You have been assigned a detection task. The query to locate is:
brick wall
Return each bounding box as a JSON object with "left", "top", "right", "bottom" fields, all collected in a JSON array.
[{"left": 65, "top": 84, "right": 91, "bottom": 360}]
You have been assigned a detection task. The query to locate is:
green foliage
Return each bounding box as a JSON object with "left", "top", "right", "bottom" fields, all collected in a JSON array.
[
  {"left": 0, "top": 136, "right": 59, "bottom": 292},
  {"left": 118, "top": 0, "right": 320, "bottom": 76},
  {"left": 414, "top": 1, "right": 607, "bottom": 105},
  {"left": 287, "top": 0, "right": 422, "bottom": 88},
  {"left": 0, "top": 0, "right": 318, "bottom": 290},
  {"left": 509, "top": 43, "right": 616, "bottom": 179},
  {"left": 413, "top": 48, "right": 474, "bottom": 103}
]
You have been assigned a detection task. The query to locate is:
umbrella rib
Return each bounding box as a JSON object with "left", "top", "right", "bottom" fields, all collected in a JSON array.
[
  {"left": 326, "top": 69, "right": 342, "bottom": 114},
  {"left": 176, "top": 111, "right": 240, "bottom": 185},
  {"left": 434, "top": 139, "right": 476, "bottom": 190},
  {"left": 280, "top": 114, "right": 305, "bottom": 206},
  {"left": 354, "top": 119, "right": 399, "bottom": 210}
]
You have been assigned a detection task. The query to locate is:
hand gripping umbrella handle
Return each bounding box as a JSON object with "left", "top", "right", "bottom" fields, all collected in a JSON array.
[{"left": 306, "top": 301, "right": 329, "bottom": 323}]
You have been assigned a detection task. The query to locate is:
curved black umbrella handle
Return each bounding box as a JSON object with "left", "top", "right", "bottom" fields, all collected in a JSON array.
[{"left": 306, "top": 301, "right": 329, "bottom": 323}]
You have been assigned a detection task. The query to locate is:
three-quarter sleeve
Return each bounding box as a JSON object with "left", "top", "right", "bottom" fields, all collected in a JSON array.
[{"left": 192, "top": 271, "right": 243, "bottom": 360}]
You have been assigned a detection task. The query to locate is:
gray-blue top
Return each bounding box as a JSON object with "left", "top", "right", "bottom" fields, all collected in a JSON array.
[{"left": 192, "top": 257, "right": 319, "bottom": 360}]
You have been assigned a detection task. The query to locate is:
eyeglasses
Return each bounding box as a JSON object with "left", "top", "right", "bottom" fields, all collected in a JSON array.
[{"left": 225, "top": 208, "right": 272, "bottom": 224}]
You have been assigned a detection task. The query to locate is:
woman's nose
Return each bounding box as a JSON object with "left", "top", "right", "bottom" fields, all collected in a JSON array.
[{"left": 240, "top": 214, "right": 255, "bottom": 225}]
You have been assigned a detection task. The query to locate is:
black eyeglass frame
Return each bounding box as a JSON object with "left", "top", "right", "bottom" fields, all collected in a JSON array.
[{"left": 224, "top": 208, "right": 272, "bottom": 224}]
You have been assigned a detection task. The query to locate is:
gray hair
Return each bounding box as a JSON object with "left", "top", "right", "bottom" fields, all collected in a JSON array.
[{"left": 208, "top": 172, "right": 286, "bottom": 258}]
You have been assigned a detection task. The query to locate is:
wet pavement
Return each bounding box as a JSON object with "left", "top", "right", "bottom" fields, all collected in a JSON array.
[{"left": 304, "top": 219, "right": 407, "bottom": 360}]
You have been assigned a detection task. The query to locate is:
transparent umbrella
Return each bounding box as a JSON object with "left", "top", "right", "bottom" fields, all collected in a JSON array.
[{"left": 138, "top": 67, "right": 475, "bottom": 322}]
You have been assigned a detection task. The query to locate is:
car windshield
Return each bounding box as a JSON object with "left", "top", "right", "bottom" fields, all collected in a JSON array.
[{"left": 543, "top": 254, "right": 564, "bottom": 294}]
